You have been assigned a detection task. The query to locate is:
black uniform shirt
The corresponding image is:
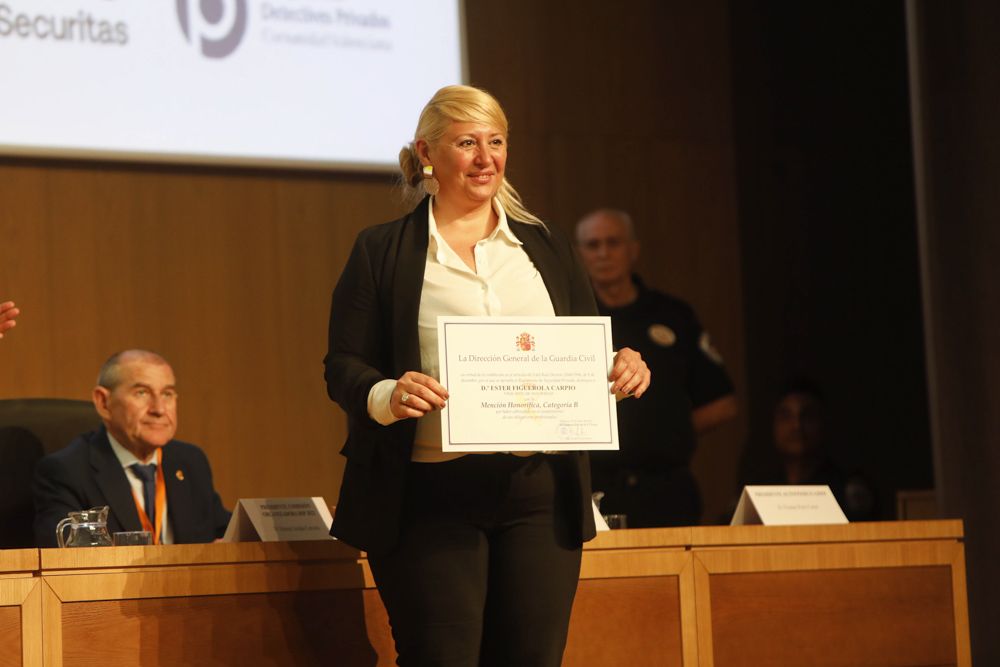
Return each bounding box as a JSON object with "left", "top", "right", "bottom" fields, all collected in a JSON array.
[{"left": 591, "top": 276, "right": 734, "bottom": 473}]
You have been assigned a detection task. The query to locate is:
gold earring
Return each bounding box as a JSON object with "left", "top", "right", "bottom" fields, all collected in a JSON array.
[{"left": 422, "top": 164, "right": 440, "bottom": 196}]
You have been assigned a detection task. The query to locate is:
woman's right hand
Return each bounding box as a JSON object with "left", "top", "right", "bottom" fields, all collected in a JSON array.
[{"left": 391, "top": 371, "right": 449, "bottom": 419}]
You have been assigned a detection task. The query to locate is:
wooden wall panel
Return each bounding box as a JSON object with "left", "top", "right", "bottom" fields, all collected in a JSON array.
[
  {"left": 0, "top": 162, "right": 404, "bottom": 511},
  {"left": 0, "top": 1, "right": 743, "bottom": 523},
  {"left": 466, "top": 0, "right": 746, "bottom": 521}
]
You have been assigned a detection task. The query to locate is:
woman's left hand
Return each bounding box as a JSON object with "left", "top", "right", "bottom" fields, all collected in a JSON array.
[
  {"left": 0, "top": 301, "right": 18, "bottom": 339},
  {"left": 609, "top": 347, "right": 651, "bottom": 398}
]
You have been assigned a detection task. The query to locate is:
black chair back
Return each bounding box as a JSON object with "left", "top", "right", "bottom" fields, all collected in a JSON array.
[{"left": 0, "top": 398, "right": 99, "bottom": 548}]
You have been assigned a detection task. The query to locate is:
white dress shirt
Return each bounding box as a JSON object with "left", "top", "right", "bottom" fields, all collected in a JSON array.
[
  {"left": 367, "top": 198, "right": 555, "bottom": 462},
  {"left": 107, "top": 432, "right": 174, "bottom": 544}
]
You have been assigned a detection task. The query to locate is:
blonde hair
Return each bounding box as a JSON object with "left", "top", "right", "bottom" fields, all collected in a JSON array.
[{"left": 398, "top": 85, "right": 544, "bottom": 226}]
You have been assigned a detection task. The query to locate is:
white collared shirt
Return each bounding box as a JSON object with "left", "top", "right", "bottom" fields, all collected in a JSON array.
[
  {"left": 107, "top": 432, "right": 174, "bottom": 544},
  {"left": 367, "top": 198, "right": 555, "bottom": 462}
]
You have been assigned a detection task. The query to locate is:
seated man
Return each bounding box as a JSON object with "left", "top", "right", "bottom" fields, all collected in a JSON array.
[{"left": 33, "top": 350, "right": 230, "bottom": 546}]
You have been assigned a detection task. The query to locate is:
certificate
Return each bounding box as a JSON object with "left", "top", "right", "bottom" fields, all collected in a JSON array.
[{"left": 437, "top": 316, "right": 619, "bottom": 452}]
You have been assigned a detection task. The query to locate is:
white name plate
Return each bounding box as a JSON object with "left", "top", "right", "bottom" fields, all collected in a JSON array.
[
  {"left": 222, "top": 497, "right": 334, "bottom": 542},
  {"left": 592, "top": 499, "right": 611, "bottom": 532},
  {"left": 730, "top": 485, "right": 848, "bottom": 526}
]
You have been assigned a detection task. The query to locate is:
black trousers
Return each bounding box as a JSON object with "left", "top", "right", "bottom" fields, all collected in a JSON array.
[{"left": 368, "top": 454, "right": 582, "bottom": 667}]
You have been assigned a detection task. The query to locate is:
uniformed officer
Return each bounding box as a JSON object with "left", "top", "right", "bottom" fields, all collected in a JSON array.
[{"left": 575, "top": 209, "right": 738, "bottom": 526}]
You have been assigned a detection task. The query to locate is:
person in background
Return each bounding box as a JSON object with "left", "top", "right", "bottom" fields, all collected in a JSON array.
[
  {"left": 324, "top": 85, "right": 650, "bottom": 666},
  {"left": 575, "top": 209, "right": 738, "bottom": 527},
  {"left": 0, "top": 300, "right": 19, "bottom": 339},
  {"left": 33, "top": 349, "right": 231, "bottom": 547},
  {"left": 741, "top": 377, "right": 878, "bottom": 521}
]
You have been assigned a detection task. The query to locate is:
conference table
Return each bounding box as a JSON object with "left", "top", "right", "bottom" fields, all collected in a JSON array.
[{"left": 0, "top": 520, "right": 969, "bottom": 666}]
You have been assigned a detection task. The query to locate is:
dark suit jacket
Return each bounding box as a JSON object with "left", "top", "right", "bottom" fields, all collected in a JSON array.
[
  {"left": 33, "top": 427, "right": 231, "bottom": 547},
  {"left": 325, "top": 197, "right": 599, "bottom": 555}
]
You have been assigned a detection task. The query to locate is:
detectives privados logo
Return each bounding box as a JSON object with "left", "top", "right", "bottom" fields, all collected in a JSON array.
[{"left": 176, "top": 0, "right": 247, "bottom": 58}]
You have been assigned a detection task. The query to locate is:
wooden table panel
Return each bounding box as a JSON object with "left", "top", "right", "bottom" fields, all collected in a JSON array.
[
  {"left": 362, "top": 589, "right": 396, "bottom": 666},
  {"left": 44, "top": 560, "right": 373, "bottom": 602},
  {"left": 39, "top": 541, "right": 363, "bottom": 571},
  {"left": 25, "top": 522, "right": 969, "bottom": 667},
  {"left": 0, "top": 605, "right": 22, "bottom": 665},
  {"left": 564, "top": 576, "right": 683, "bottom": 666},
  {"left": 0, "top": 574, "right": 40, "bottom": 667},
  {"left": 59, "top": 590, "right": 389, "bottom": 667},
  {"left": 584, "top": 526, "right": 692, "bottom": 550},
  {"left": 0, "top": 549, "right": 38, "bottom": 574},
  {"left": 690, "top": 520, "right": 963, "bottom": 548},
  {"left": 709, "top": 566, "right": 956, "bottom": 667}
]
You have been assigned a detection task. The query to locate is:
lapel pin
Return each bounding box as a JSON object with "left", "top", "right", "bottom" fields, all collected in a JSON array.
[{"left": 176, "top": 470, "right": 185, "bottom": 481}]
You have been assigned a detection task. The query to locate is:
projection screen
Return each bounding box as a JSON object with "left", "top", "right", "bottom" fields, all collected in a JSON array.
[{"left": 0, "top": 1, "right": 466, "bottom": 171}]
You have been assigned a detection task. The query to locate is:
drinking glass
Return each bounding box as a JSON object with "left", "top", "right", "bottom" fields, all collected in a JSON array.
[{"left": 113, "top": 531, "right": 152, "bottom": 546}]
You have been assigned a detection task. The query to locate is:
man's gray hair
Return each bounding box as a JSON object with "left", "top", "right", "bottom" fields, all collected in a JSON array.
[
  {"left": 574, "top": 208, "right": 637, "bottom": 241},
  {"left": 97, "top": 350, "right": 170, "bottom": 390}
]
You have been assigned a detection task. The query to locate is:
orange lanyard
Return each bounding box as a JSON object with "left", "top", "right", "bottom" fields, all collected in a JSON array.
[{"left": 130, "top": 448, "right": 166, "bottom": 545}]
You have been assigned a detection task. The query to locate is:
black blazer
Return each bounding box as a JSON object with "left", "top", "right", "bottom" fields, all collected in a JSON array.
[
  {"left": 325, "top": 197, "right": 599, "bottom": 555},
  {"left": 32, "top": 427, "right": 231, "bottom": 547}
]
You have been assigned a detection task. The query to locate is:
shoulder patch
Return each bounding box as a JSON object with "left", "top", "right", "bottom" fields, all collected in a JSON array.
[
  {"left": 647, "top": 324, "right": 676, "bottom": 347},
  {"left": 699, "top": 332, "right": 725, "bottom": 364}
]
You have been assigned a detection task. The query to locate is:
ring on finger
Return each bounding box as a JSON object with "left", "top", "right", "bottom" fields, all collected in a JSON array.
[{"left": 401, "top": 392, "right": 410, "bottom": 404}]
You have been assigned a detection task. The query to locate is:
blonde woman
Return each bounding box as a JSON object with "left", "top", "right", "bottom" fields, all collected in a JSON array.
[{"left": 324, "top": 85, "right": 649, "bottom": 666}]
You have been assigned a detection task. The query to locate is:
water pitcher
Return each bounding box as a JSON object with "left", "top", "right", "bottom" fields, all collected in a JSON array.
[{"left": 56, "top": 506, "right": 113, "bottom": 548}]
